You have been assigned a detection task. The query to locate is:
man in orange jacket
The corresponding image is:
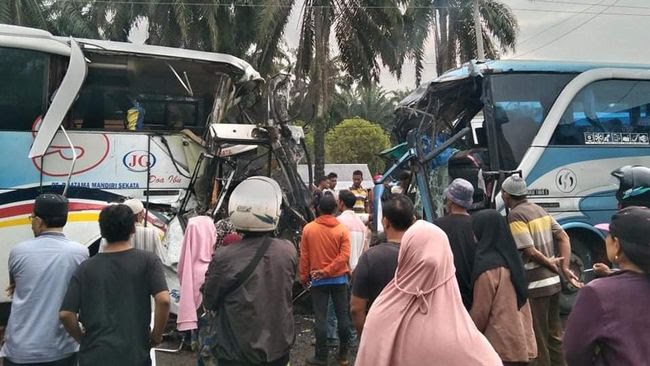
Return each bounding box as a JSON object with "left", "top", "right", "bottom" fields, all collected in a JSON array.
[{"left": 300, "top": 194, "right": 352, "bottom": 366}]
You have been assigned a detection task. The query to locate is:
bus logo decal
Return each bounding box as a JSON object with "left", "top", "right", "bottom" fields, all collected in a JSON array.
[
  {"left": 123, "top": 150, "right": 156, "bottom": 172},
  {"left": 556, "top": 169, "right": 577, "bottom": 193}
]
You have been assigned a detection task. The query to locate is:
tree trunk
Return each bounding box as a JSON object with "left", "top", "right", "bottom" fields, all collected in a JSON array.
[
  {"left": 437, "top": 7, "right": 449, "bottom": 76},
  {"left": 310, "top": 6, "right": 332, "bottom": 180}
]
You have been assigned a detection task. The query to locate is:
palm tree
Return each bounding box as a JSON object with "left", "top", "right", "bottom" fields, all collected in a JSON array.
[
  {"left": 268, "top": 0, "right": 406, "bottom": 179},
  {"left": 47, "top": 1, "right": 145, "bottom": 40},
  {"left": 404, "top": 0, "right": 518, "bottom": 83},
  {"left": 0, "top": 0, "right": 50, "bottom": 29},
  {"left": 330, "top": 84, "right": 399, "bottom": 131},
  {"left": 39, "top": 0, "right": 259, "bottom": 61},
  {"left": 146, "top": 0, "right": 258, "bottom": 57}
]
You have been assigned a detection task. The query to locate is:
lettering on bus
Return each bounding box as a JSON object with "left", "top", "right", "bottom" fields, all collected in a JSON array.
[
  {"left": 123, "top": 150, "right": 157, "bottom": 172},
  {"left": 527, "top": 188, "right": 550, "bottom": 196},
  {"left": 149, "top": 175, "right": 183, "bottom": 184},
  {"left": 51, "top": 182, "right": 140, "bottom": 189}
]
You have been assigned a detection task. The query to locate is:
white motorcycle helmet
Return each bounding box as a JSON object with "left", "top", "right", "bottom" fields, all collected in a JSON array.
[{"left": 228, "top": 176, "right": 283, "bottom": 232}]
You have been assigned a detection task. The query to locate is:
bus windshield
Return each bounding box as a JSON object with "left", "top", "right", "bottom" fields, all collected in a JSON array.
[{"left": 487, "top": 73, "right": 576, "bottom": 169}]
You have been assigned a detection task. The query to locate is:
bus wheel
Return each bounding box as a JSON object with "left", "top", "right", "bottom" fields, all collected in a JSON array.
[{"left": 560, "top": 236, "right": 592, "bottom": 315}]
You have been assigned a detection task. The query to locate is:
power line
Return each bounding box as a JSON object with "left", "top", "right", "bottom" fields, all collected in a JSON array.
[
  {"left": 513, "top": 7, "right": 650, "bottom": 16},
  {"left": 514, "top": 0, "right": 623, "bottom": 59},
  {"left": 44, "top": 0, "right": 650, "bottom": 12},
  {"left": 532, "top": 0, "right": 650, "bottom": 11},
  {"left": 517, "top": 0, "right": 610, "bottom": 46}
]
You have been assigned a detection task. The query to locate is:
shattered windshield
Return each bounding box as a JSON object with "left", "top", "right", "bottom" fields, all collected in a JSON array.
[
  {"left": 394, "top": 78, "right": 483, "bottom": 217},
  {"left": 487, "top": 73, "right": 577, "bottom": 169}
]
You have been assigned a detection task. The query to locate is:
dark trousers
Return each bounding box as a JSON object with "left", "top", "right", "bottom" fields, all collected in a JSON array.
[
  {"left": 529, "top": 292, "right": 565, "bottom": 366},
  {"left": 3, "top": 353, "right": 77, "bottom": 366},
  {"left": 217, "top": 353, "right": 290, "bottom": 366},
  {"left": 311, "top": 284, "right": 352, "bottom": 359}
]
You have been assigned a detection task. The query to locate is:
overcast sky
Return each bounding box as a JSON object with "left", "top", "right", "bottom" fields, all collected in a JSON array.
[{"left": 283, "top": 0, "right": 650, "bottom": 91}]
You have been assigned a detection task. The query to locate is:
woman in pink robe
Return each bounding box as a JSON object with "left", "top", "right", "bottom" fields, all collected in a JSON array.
[{"left": 355, "top": 220, "right": 501, "bottom": 366}]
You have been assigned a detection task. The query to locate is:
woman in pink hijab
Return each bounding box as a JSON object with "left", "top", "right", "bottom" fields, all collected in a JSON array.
[{"left": 355, "top": 220, "right": 502, "bottom": 366}]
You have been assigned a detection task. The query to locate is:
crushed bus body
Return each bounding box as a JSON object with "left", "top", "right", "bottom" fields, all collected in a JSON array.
[
  {"left": 0, "top": 24, "right": 313, "bottom": 312},
  {"left": 381, "top": 59, "right": 650, "bottom": 311}
]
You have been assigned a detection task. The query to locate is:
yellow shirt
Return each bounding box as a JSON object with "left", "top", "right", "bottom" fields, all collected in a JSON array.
[{"left": 350, "top": 187, "right": 368, "bottom": 213}]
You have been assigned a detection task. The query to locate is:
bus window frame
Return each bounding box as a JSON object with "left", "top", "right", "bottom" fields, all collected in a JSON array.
[{"left": 550, "top": 78, "right": 650, "bottom": 147}]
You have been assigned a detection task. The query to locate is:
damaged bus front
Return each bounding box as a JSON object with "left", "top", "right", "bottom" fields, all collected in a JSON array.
[
  {"left": 384, "top": 60, "right": 650, "bottom": 309},
  {"left": 0, "top": 25, "right": 312, "bottom": 309}
]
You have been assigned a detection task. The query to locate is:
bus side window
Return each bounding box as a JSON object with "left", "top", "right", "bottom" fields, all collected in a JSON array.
[
  {"left": 551, "top": 79, "right": 650, "bottom": 146},
  {"left": 0, "top": 48, "right": 49, "bottom": 131}
]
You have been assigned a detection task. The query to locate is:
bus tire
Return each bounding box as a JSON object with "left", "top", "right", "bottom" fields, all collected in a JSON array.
[{"left": 559, "top": 235, "right": 592, "bottom": 315}]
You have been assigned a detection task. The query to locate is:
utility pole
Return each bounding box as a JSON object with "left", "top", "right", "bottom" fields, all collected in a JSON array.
[{"left": 474, "top": 0, "right": 485, "bottom": 61}]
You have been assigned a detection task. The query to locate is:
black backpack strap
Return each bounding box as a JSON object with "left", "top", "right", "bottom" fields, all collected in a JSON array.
[{"left": 216, "top": 235, "right": 272, "bottom": 308}]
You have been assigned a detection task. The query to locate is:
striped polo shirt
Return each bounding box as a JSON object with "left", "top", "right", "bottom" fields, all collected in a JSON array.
[
  {"left": 350, "top": 187, "right": 368, "bottom": 213},
  {"left": 507, "top": 200, "right": 563, "bottom": 298}
]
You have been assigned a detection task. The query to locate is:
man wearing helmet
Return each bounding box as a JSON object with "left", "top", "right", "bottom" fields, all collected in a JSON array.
[
  {"left": 201, "top": 177, "right": 297, "bottom": 366},
  {"left": 592, "top": 165, "right": 650, "bottom": 277},
  {"left": 612, "top": 165, "right": 650, "bottom": 209}
]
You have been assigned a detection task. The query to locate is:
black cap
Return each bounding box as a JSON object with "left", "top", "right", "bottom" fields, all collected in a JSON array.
[
  {"left": 607, "top": 206, "right": 650, "bottom": 246},
  {"left": 33, "top": 194, "right": 68, "bottom": 218}
]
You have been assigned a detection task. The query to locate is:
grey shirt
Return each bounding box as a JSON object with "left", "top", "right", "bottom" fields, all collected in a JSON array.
[
  {"left": 1, "top": 232, "right": 88, "bottom": 363},
  {"left": 202, "top": 236, "right": 297, "bottom": 363}
]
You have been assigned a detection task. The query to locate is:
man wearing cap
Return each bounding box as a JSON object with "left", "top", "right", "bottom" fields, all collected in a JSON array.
[
  {"left": 1, "top": 194, "right": 88, "bottom": 365},
  {"left": 433, "top": 178, "right": 477, "bottom": 310},
  {"left": 501, "top": 175, "right": 582, "bottom": 366},
  {"left": 124, "top": 199, "right": 167, "bottom": 261},
  {"left": 99, "top": 199, "right": 167, "bottom": 262}
]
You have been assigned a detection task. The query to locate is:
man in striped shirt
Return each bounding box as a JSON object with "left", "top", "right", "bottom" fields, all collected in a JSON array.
[{"left": 502, "top": 175, "right": 582, "bottom": 366}]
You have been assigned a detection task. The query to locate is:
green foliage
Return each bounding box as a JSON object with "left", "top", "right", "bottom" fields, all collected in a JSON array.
[
  {"left": 325, "top": 118, "right": 391, "bottom": 173},
  {"left": 403, "top": 0, "right": 519, "bottom": 83},
  {"left": 2, "top": 0, "right": 280, "bottom": 75},
  {"left": 0, "top": 0, "right": 49, "bottom": 29},
  {"left": 330, "top": 84, "right": 407, "bottom": 132}
]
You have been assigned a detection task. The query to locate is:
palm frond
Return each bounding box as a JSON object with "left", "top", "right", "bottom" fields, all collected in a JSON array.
[
  {"left": 403, "top": 0, "right": 434, "bottom": 84},
  {"left": 296, "top": 1, "right": 315, "bottom": 80},
  {"left": 480, "top": 0, "right": 518, "bottom": 53},
  {"left": 172, "top": 0, "right": 191, "bottom": 47},
  {"left": 254, "top": 0, "right": 295, "bottom": 76}
]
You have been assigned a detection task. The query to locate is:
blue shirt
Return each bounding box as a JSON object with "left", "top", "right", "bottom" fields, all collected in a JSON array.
[
  {"left": 1, "top": 232, "right": 88, "bottom": 363},
  {"left": 311, "top": 274, "right": 348, "bottom": 287}
]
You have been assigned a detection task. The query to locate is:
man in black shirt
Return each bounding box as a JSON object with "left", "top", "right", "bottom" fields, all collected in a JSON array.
[
  {"left": 59, "top": 204, "right": 170, "bottom": 366},
  {"left": 433, "top": 178, "right": 477, "bottom": 310},
  {"left": 351, "top": 194, "right": 414, "bottom": 335}
]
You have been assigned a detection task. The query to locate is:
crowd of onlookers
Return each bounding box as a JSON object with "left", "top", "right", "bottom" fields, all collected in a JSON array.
[{"left": 2, "top": 169, "right": 650, "bottom": 366}]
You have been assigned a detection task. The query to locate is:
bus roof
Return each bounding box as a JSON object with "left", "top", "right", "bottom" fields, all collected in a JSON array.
[
  {"left": 0, "top": 24, "right": 261, "bottom": 83},
  {"left": 399, "top": 59, "right": 650, "bottom": 108}
]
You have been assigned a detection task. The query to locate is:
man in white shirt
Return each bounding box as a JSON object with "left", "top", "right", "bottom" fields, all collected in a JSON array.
[
  {"left": 123, "top": 199, "right": 168, "bottom": 263},
  {"left": 99, "top": 199, "right": 167, "bottom": 263}
]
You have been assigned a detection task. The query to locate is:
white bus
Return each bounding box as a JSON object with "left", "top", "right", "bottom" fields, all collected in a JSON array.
[
  {"left": 0, "top": 25, "right": 313, "bottom": 313},
  {"left": 384, "top": 59, "right": 650, "bottom": 310}
]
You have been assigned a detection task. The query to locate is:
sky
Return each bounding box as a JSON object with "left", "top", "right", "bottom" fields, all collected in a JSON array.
[{"left": 283, "top": 0, "right": 650, "bottom": 91}]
